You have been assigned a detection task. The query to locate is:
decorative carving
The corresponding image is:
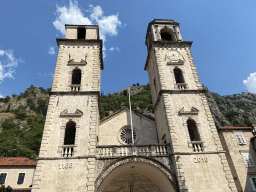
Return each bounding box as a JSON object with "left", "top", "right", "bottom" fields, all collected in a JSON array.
[
  {"left": 68, "top": 53, "right": 87, "bottom": 65},
  {"left": 94, "top": 156, "right": 177, "bottom": 191},
  {"left": 60, "top": 109, "right": 83, "bottom": 117},
  {"left": 179, "top": 107, "right": 199, "bottom": 115},
  {"left": 166, "top": 50, "right": 184, "bottom": 64}
]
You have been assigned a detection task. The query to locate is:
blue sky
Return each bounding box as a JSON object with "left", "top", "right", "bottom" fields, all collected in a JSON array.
[{"left": 0, "top": 0, "right": 256, "bottom": 98}]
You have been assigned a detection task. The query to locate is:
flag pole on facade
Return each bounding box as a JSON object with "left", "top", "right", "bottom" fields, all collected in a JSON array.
[{"left": 128, "top": 87, "right": 134, "bottom": 145}]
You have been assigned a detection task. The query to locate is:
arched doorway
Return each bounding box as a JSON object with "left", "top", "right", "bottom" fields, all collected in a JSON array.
[{"left": 96, "top": 158, "right": 177, "bottom": 192}]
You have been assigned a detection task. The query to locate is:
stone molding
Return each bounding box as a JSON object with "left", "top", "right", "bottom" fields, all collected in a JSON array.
[
  {"left": 60, "top": 109, "right": 83, "bottom": 117},
  {"left": 178, "top": 107, "right": 199, "bottom": 115},
  {"left": 94, "top": 156, "right": 177, "bottom": 191}
]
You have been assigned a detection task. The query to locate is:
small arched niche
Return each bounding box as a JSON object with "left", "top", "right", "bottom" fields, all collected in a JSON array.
[
  {"left": 187, "top": 119, "right": 200, "bottom": 141},
  {"left": 64, "top": 121, "right": 76, "bottom": 145},
  {"left": 72, "top": 69, "right": 81, "bottom": 85},
  {"left": 160, "top": 27, "right": 175, "bottom": 41},
  {"left": 173, "top": 68, "right": 185, "bottom": 84}
]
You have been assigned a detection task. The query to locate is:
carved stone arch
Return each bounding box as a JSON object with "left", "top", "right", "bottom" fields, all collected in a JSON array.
[
  {"left": 158, "top": 26, "right": 177, "bottom": 41},
  {"left": 67, "top": 65, "right": 85, "bottom": 91},
  {"left": 181, "top": 116, "right": 205, "bottom": 151},
  {"left": 57, "top": 117, "right": 81, "bottom": 156},
  {"left": 95, "top": 156, "right": 177, "bottom": 191},
  {"left": 170, "top": 65, "right": 189, "bottom": 90}
]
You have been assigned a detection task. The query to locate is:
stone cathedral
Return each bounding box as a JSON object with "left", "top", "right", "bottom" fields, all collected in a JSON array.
[{"left": 31, "top": 20, "right": 238, "bottom": 192}]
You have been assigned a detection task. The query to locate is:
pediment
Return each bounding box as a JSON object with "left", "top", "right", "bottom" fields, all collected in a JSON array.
[
  {"left": 166, "top": 50, "right": 185, "bottom": 65},
  {"left": 179, "top": 107, "right": 199, "bottom": 115},
  {"left": 60, "top": 109, "right": 83, "bottom": 117}
]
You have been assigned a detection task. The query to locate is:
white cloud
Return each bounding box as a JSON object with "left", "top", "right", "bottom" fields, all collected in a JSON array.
[
  {"left": 0, "top": 49, "right": 21, "bottom": 83},
  {"left": 53, "top": 1, "right": 121, "bottom": 57},
  {"left": 243, "top": 72, "right": 256, "bottom": 93},
  {"left": 48, "top": 46, "right": 55, "bottom": 55},
  {"left": 109, "top": 47, "right": 120, "bottom": 52},
  {"left": 0, "top": 93, "right": 3, "bottom": 98}
]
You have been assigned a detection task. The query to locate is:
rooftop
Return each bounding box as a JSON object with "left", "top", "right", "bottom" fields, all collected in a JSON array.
[{"left": 0, "top": 157, "right": 36, "bottom": 166}]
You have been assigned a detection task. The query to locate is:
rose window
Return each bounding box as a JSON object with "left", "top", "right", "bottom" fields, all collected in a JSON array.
[{"left": 120, "top": 127, "right": 137, "bottom": 144}]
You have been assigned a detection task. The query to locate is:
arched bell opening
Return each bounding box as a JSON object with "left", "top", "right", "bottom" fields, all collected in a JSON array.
[
  {"left": 160, "top": 28, "right": 176, "bottom": 41},
  {"left": 96, "top": 159, "right": 177, "bottom": 192}
]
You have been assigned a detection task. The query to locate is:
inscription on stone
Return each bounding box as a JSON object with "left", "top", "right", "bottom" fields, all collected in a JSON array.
[
  {"left": 194, "top": 157, "right": 208, "bottom": 163},
  {"left": 59, "top": 162, "right": 73, "bottom": 169}
]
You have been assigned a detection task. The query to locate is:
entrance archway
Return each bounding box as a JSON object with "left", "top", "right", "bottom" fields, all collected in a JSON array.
[{"left": 96, "top": 157, "right": 177, "bottom": 192}]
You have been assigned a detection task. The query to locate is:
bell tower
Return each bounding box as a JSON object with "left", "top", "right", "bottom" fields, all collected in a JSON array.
[
  {"left": 32, "top": 25, "right": 103, "bottom": 192},
  {"left": 145, "top": 20, "right": 237, "bottom": 191}
]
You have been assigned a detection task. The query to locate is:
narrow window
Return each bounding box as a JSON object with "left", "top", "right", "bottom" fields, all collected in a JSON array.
[
  {"left": 0, "top": 173, "right": 7, "bottom": 184},
  {"left": 174, "top": 68, "right": 184, "bottom": 84},
  {"left": 249, "top": 177, "right": 256, "bottom": 191},
  {"left": 242, "top": 153, "right": 254, "bottom": 167},
  {"left": 72, "top": 69, "right": 81, "bottom": 85},
  {"left": 77, "top": 28, "right": 86, "bottom": 39},
  {"left": 64, "top": 121, "right": 76, "bottom": 145},
  {"left": 187, "top": 119, "right": 200, "bottom": 141},
  {"left": 17, "top": 173, "right": 25, "bottom": 184},
  {"left": 235, "top": 134, "right": 245, "bottom": 145}
]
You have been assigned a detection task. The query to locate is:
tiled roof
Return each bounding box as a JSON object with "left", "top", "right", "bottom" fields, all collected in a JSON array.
[
  {"left": 0, "top": 157, "right": 36, "bottom": 166},
  {"left": 219, "top": 127, "right": 252, "bottom": 131}
]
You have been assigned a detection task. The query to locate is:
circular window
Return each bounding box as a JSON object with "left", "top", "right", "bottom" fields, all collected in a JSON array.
[{"left": 118, "top": 125, "right": 139, "bottom": 145}]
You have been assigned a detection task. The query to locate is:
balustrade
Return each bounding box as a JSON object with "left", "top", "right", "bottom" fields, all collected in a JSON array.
[
  {"left": 70, "top": 84, "right": 81, "bottom": 91},
  {"left": 62, "top": 145, "right": 74, "bottom": 157},
  {"left": 97, "top": 144, "right": 170, "bottom": 158},
  {"left": 176, "top": 83, "right": 186, "bottom": 90},
  {"left": 191, "top": 141, "right": 204, "bottom": 152}
]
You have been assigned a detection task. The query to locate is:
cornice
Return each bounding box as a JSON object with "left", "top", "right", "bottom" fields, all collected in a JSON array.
[{"left": 144, "top": 41, "right": 193, "bottom": 70}]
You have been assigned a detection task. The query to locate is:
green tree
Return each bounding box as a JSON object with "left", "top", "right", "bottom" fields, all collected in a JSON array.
[
  {"left": 1, "top": 118, "right": 19, "bottom": 130},
  {"left": 4, "top": 96, "right": 10, "bottom": 103}
]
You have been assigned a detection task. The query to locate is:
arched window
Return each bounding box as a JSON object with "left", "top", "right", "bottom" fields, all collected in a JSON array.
[
  {"left": 160, "top": 28, "right": 174, "bottom": 41},
  {"left": 64, "top": 121, "right": 76, "bottom": 145},
  {"left": 174, "top": 68, "right": 184, "bottom": 84},
  {"left": 77, "top": 28, "right": 86, "bottom": 39},
  {"left": 187, "top": 119, "right": 200, "bottom": 141},
  {"left": 72, "top": 69, "right": 81, "bottom": 85}
]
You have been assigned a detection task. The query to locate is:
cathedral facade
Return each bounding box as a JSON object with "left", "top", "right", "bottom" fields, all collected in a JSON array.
[{"left": 31, "top": 20, "right": 239, "bottom": 192}]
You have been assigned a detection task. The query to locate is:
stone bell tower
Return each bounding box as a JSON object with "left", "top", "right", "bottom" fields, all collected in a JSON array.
[
  {"left": 32, "top": 25, "right": 103, "bottom": 192},
  {"left": 145, "top": 19, "right": 237, "bottom": 191}
]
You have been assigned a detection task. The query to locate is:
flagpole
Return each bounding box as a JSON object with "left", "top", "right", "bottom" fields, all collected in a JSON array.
[{"left": 128, "top": 87, "right": 134, "bottom": 145}]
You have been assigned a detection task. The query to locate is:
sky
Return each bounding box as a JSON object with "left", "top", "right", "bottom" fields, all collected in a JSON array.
[{"left": 0, "top": 0, "right": 256, "bottom": 98}]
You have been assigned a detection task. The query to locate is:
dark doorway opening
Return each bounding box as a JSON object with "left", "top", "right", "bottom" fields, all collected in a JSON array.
[{"left": 77, "top": 28, "right": 86, "bottom": 39}]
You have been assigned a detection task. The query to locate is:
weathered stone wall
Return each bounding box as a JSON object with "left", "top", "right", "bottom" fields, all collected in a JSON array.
[
  {"left": 219, "top": 130, "right": 256, "bottom": 192},
  {"left": 0, "top": 167, "right": 35, "bottom": 189},
  {"left": 98, "top": 109, "right": 158, "bottom": 145},
  {"left": 51, "top": 44, "right": 101, "bottom": 92}
]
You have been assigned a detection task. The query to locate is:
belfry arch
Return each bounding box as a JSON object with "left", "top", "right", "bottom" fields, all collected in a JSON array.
[{"left": 95, "top": 157, "right": 177, "bottom": 192}]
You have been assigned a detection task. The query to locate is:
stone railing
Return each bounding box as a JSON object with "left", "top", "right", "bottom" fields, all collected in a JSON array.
[
  {"left": 70, "top": 84, "right": 81, "bottom": 91},
  {"left": 175, "top": 83, "right": 186, "bottom": 90},
  {"left": 191, "top": 141, "right": 204, "bottom": 152},
  {"left": 62, "top": 145, "right": 75, "bottom": 157},
  {"left": 96, "top": 144, "right": 170, "bottom": 158}
]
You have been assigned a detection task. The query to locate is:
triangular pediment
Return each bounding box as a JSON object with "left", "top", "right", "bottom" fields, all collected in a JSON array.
[
  {"left": 60, "top": 109, "right": 83, "bottom": 117},
  {"left": 179, "top": 107, "right": 199, "bottom": 115}
]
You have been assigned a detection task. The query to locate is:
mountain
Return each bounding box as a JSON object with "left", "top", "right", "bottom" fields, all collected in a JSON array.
[{"left": 0, "top": 84, "right": 255, "bottom": 158}]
